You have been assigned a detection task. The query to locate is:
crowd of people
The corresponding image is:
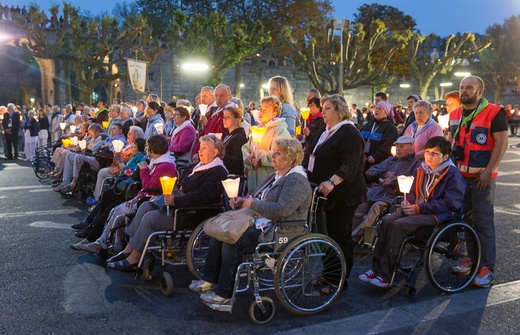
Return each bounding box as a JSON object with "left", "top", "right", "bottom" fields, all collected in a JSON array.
[{"left": 0, "top": 75, "right": 508, "bottom": 307}]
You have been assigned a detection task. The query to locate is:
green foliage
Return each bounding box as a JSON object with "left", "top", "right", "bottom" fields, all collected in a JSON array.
[
  {"left": 166, "top": 9, "right": 271, "bottom": 85},
  {"left": 13, "top": 2, "right": 160, "bottom": 102},
  {"left": 407, "top": 32, "right": 491, "bottom": 98},
  {"left": 284, "top": 16, "right": 412, "bottom": 94},
  {"left": 478, "top": 15, "right": 520, "bottom": 103}
]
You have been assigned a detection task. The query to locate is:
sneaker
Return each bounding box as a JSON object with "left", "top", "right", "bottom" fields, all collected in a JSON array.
[
  {"left": 70, "top": 239, "right": 89, "bottom": 251},
  {"left": 452, "top": 257, "right": 473, "bottom": 276},
  {"left": 78, "top": 241, "right": 105, "bottom": 253},
  {"left": 359, "top": 269, "right": 377, "bottom": 282},
  {"left": 53, "top": 182, "right": 68, "bottom": 192},
  {"left": 86, "top": 197, "right": 99, "bottom": 206},
  {"left": 199, "top": 291, "right": 230, "bottom": 304},
  {"left": 370, "top": 276, "right": 390, "bottom": 288},
  {"left": 60, "top": 183, "right": 74, "bottom": 194},
  {"left": 189, "top": 280, "right": 217, "bottom": 293},
  {"left": 473, "top": 267, "right": 495, "bottom": 288}
]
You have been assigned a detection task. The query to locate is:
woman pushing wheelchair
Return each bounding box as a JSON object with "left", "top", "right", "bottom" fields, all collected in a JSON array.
[{"left": 360, "top": 136, "right": 467, "bottom": 288}]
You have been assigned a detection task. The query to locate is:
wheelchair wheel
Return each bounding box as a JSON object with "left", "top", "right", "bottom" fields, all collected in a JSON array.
[
  {"left": 274, "top": 234, "right": 345, "bottom": 316},
  {"left": 160, "top": 271, "right": 174, "bottom": 296},
  {"left": 186, "top": 222, "right": 210, "bottom": 279},
  {"left": 249, "top": 296, "right": 276, "bottom": 324},
  {"left": 33, "top": 160, "right": 53, "bottom": 179},
  {"left": 425, "top": 222, "right": 480, "bottom": 293}
]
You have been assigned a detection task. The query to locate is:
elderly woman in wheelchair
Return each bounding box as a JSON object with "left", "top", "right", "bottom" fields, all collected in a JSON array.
[
  {"left": 107, "top": 134, "right": 228, "bottom": 271},
  {"left": 360, "top": 136, "right": 467, "bottom": 288},
  {"left": 76, "top": 135, "right": 176, "bottom": 254},
  {"left": 189, "top": 138, "right": 313, "bottom": 305}
]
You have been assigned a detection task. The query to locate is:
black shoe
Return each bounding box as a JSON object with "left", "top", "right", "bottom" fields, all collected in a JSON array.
[
  {"left": 75, "top": 229, "right": 89, "bottom": 238},
  {"left": 71, "top": 220, "right": 89, "bottom": 230}
]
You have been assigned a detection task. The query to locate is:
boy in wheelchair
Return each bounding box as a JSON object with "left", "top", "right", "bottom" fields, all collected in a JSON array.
[
  {"left": 360, "top": 136, "right": 467, "bottom": 287},
  {"left": 351, "top": 136, "right": 421, "bottom": 245}
]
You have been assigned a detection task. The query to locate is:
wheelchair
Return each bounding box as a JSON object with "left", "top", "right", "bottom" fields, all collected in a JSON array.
[
  {"left": 391, "top": 220, "right": 481, "bottom": 296},
  {"left": 133, "top": 204, "right": 226, "bottom": 296},
  {"left": 31, "top": 143, "right": 55, "bottom": 179},
  {"left": 200, "top": 189, "right": 347, "bottom": 324},
  {"left": 361, "top": 196, "right": 402, "bottom": 250}
]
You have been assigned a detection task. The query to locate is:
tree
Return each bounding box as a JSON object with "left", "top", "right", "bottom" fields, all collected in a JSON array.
[
  {"left": 283, "top": 18, "right": 412, "bottom": 95},
  {"left": 166, "top": 10, "right": 271, "bottom": 87},
  {"left": 479, "top": 15, "right": 520, "bottom": 103},
  {"left": 407, "top": 33, "right": 491, "bottom": 99},
  {"left": 13, "top": 3, "right": 159, "bottom": 103}
]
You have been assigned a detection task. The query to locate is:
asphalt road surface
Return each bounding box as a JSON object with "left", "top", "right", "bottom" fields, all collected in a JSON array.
[{"left": 1, "top": 139, "right": 520, "bottom": 334}]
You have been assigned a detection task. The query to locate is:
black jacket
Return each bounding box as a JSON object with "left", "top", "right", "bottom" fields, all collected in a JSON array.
[
  {"left": 223, "top": 128, "right": 248, "bottom": 175},
  {"left": 2, "top": 111, "right": 21, "bottom": 134},
  {"left": 306, "top": 123, "right": 367, "bottom": 208}
]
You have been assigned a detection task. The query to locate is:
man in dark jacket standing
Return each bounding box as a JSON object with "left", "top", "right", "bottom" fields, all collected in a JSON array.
[{"left": 2, "top": 103, "right": 21, "bottom": 159}]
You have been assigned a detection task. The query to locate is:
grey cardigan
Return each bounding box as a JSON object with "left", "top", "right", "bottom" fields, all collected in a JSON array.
[{"left": 250, "top": 169, "right": 312, "bottom": 222}]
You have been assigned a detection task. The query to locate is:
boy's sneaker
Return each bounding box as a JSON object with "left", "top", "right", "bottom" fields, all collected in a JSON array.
[
  {"left": 370, "top": 276, "right": 390, "bottom": 288},
  {"left": 452, "top": 257, "right": 473, "bottom": 276},
  {"left": 359, "top": 269, "right": 377, "bottom": 282},
  {"left": 473, "top": 267, "right": 495, "bottom": 288}
]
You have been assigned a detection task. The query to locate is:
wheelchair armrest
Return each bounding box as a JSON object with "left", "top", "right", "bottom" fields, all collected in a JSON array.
[
  {"left": 140, "top": 188, "right": 162, "bottom": 195},
  {"left": 275, "top": 220, "right": 308, "bottom": 227}
]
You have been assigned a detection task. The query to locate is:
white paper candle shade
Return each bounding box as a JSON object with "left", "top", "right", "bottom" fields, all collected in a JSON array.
[
  {"left": 153, "top": 123, "right": 164, "bottom": 134},
  {"left": 71, "top": 136, "right": 79, "bottom": 146},
  {"left": 59, "top": 122, "right": 66, "bottom": 130},
  {"left": 397, "top": 175, "right": 414, "bottom": 197},
  {"left": 222, "top": 178, "right": 241, "bottom": 198},
  {"left": 199, "top": 104, "right": 208, "bottom": 117},
  {"left": 78, "top": 140, "right": 87, "bottom": 150},
  {"left": 112, "top": 139, "right": 125, "bottom": 153},
  {"left": 70, "top": 125, "right": 76, "bottom": 134}
]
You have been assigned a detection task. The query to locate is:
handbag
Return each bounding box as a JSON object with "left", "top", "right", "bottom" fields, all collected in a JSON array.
[
  {"left": 203, "top": 208, "right": 259, "bottom": 244},
  {"left": 114, "top": 176, "right": 142, "bottom": 201}
]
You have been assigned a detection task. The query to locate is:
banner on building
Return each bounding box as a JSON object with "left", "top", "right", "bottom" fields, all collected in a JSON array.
[{"left": 126, "top": 59, "right": 147, "bottom": 93}]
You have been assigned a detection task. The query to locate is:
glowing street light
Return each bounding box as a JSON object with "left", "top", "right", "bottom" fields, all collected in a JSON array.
[
  {"left": 181, "top": 61, "right": 209, "bottom": 73},
  {"left": 454, "top": 72, "right": 471, "bottom": 77},
  {"left": 400, "top": 83, "right": 411, "bottom": 88},
  {"left": 440, "top": 82, "right": 453, "bottom": 87}
]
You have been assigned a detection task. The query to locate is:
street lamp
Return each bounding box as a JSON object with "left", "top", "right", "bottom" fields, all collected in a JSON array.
[
  {"left": 400, "top": 83, "right": 411, "bottom": 88},
  {"left": 440, "top": 82, "right": 453, "bottom": 87},
  {"left": 181, "top": 61, "right": 210, "bottom": 73},
  {"left": 454, "top": 72, "right": 471, "bottom": 77},
  {"left": 333, "top": 19, "right": 349, "bottom": 95}
]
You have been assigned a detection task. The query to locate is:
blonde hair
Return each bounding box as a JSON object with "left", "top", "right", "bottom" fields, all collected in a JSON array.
[{"left": 269, "top": 76, "right": 294, "bottom": 105}]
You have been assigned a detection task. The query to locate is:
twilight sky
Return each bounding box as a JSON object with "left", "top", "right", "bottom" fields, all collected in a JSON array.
[{"left": 5, "top": 0, "right": 520, "bottom": 36}]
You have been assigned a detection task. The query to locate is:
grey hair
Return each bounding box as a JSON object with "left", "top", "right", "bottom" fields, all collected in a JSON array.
[
  {"left": 129, "top": 125, "right": 145, "bottom": 139},
  {"left": 413, "top": 100, "right": 433, "bottom": 115}
]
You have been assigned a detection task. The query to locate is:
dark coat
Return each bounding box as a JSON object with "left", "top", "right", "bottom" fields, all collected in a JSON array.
[
  {"left": 223, "top": 128, "right": 248, "bottom": 175},
  {"left": 360, "top": 118, "right": 399, "bottom": 166},
  {"left": 2, "top": 111, "right": 21, "bottom": 133},
  {"left": 24, "top": 118, "right": 40, "bottom": 137},
  {"left": 306, "top": 123, "right": 367, "bottom": 209},
  {"left": 173, "top": 163, "right": 228, "bottom": 208}
]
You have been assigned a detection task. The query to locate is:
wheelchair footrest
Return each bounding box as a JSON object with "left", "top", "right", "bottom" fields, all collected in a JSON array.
[
  {"left": 363, "top": 226, "right": 377, "bottom": 248},
  {"left": 203, "top": 301, "right": 232, "bottom": 312}
]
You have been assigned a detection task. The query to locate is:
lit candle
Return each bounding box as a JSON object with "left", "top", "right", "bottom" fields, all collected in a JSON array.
[
  {"left": 397, "top": 175, "right": 414, "bottom": 202},
  {"left": 160, "top": 176, "right": 177, "bottom": 216},
  {"left": 222, "top": 177, "right": 241, "bottom": 210},
  {"left": 199, "top": 104, "right": 208, "bottom": 117},
  {"left": 112, "top": 139, "right": 125, "bottom": 153}
]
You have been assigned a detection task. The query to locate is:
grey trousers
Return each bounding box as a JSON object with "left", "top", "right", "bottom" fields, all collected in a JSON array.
[
  {"left": 464, "top": 178, "right": 496, "bottom": 271},
  {"left": 126, "top": 201, "right": 174, "bottom": 253},
  {"left": 372, "top": 210, "right": 437, "bottom": 281},
  {"left": 352, "top": 200, "right": 391, "bottom": 241}
]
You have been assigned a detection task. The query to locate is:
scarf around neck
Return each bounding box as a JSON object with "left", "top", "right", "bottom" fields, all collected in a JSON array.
[
  {"left": 171, "top": 120, "right": 193, "bottom": 138},
  {"left": 149, "top": 152, "right": 176, "bottom": 175},
  {"left": 189, "top": 157, "right": 228, "bottom": 176}
]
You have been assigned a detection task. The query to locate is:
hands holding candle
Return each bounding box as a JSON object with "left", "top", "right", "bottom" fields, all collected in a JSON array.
[{"left": 397, "top": 175, "right": 415, "bottom": 214}]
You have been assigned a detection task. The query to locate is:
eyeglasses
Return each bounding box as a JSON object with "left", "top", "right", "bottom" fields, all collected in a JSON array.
[
  {"left": 424, "top": 151, "right": 442, "bottom": 157},
  {"left": 173, "top": 113, "right": 181, "bottom": 117},
  {"left": 223, "top": 116, "right": 234, "bottom": 120}
]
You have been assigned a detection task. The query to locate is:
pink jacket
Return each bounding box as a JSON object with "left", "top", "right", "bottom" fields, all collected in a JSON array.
[
  {"left": 139, "top": 161, "right": 177, "bottom": 194},
  {"left": 169, "top": 125, "right": 196, "bottom": 154}
]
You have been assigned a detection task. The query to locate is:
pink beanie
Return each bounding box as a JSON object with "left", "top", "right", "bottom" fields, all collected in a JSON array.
[{"left": 377, "top": 101, "right": 394, "bottom": 118}]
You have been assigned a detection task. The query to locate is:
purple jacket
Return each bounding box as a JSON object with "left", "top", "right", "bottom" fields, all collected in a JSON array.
[
  {"left": 139, "top": 161, "right": 177, "bottom": 195},
  {"left": 169, "top": 125, "right": 196, "bottom": 155}
]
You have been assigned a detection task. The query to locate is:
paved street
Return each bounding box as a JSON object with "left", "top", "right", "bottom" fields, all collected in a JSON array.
[{"left": 1, "top": 139, "right": 520, "bottom": 334}]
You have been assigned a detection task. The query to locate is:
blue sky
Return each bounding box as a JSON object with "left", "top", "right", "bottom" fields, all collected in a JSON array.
[{"left": 5, "top": 0, "right": 520, "bottom": 36}]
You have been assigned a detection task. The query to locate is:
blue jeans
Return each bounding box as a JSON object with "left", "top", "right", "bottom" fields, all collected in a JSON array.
[
  {"left": 464, "top": 178, "right": 496, "bottom": 271},
  {"left": 202, "top": 226, "right": 261, "bottom": 298}
]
